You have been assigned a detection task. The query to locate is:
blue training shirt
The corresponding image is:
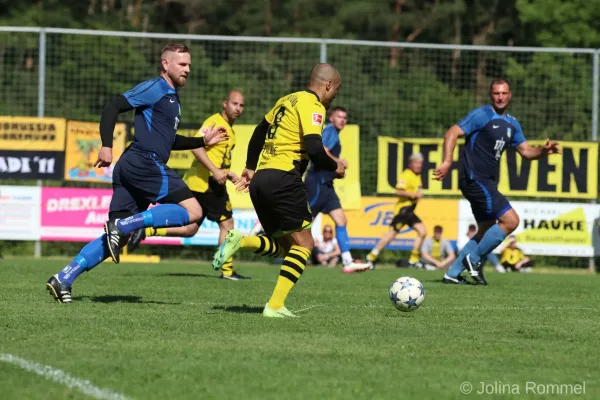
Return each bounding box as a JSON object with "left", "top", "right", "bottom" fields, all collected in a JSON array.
[
  {"left": 123, "top": 77, "right": 181, "bottom": 163},
  {"left": 457, "top": 104, "right": 526, "bottom": 182},
  {"left": 307, "top": 123, "right": 341, "bottom": 184}
]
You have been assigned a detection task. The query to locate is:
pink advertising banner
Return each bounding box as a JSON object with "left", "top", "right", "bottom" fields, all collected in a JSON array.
[{"left": 40, "top": 187, "right": 179, "bottom": 244}]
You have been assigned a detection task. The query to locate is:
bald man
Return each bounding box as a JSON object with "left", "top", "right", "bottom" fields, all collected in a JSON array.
[
  {"left": 212, "top": 63, "right": 346, "bottom": 317},
  {"left": 128, "top": 91, "right": 250, "bottom": 280}
]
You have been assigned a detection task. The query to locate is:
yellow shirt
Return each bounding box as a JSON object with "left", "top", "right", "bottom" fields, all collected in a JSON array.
[
  {"left": 257, "top": 90, "right": 326, "bottom": 174},
  {"left": 500, "top": 247, "right": 526, "bottom": 265},
  {"left": 394, "top": 169, "right": 422, "bottom": 213},
  {"left": 183, "top": 113, "right": 235, "bottom": 193}
]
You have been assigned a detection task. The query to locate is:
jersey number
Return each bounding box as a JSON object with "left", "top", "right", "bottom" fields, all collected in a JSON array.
[
  {"left": 267, "top": 106, "right": 285, "bottom": 139},
  {"left": 174, "top": 116, "right": 180, "bottom": 130},
  {"left": 494, "top": 139, "right": 506, "bottom": 160}
]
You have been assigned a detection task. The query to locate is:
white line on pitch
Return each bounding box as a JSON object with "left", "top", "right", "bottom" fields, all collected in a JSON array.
[{"left": 0, "top": 353, "right": 132, "bottom": 400}]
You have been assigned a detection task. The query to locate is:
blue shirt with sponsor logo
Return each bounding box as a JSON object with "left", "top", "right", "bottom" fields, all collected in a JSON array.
[
  {"left": 457, "top": 104, "right": 526, "bottom": 182},
  {"left": 123, "top": 77, "right": 181, "bottom": 163},
  {"left": 307, "top": 123, "right": 341, "bottom": 184}
]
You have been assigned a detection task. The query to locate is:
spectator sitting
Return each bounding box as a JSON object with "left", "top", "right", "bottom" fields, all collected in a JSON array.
[
  {"left": 420, "top": 225, "right": 456, "bottom": 270},
  {"left": 312, "top": 225, "right": 341, "bottom": 267},
  {"left": 462, "top": 224, "right": 506, "bottom": 273},
  {"left": 499, "top": 235, "right": 534, "bottom": 273}
]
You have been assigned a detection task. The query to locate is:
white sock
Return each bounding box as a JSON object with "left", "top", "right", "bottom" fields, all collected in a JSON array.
[
  {"left": 370, "top": 248, "right": 380, "bottom": 256},
  {"left": 341, "top": 251, "right": 354, "bottom": 266}
]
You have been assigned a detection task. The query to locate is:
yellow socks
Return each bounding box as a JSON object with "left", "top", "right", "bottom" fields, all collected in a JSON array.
[
  {"left": 221, "top": 257, "right": 233, "bottom": 277},
  {"left": 267, "top": 245, "right": 310, "bottom": 310},
  {"left": 408, "top": 248, "right": 420, "bottom": 264},
  {"left": 145, "top": 227, "right": 167, "bottom": 237},
  {"left": 367, "top": 248, "right": 379, "bottom": 262},
  {"left": 241, "top": 235, "right": 284, "bottom": 258}
]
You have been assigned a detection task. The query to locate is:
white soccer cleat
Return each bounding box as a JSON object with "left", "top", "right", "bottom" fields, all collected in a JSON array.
[{"left": 342, "top": 262, "right": 371, "bottom": 274}]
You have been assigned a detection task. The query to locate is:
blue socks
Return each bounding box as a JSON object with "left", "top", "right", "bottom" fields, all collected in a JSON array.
[
  {"left": 58, "top": 234, "right": 110, "bottom": 286},
  {"left": 469, "top": 224, "right": 507, "bottom": 264},
  {"left": 116, "top": 204, "right": 191, "bottom": 235},
  {"left": 335, "top": 225, "right": 350, "bottom": 254},
  {"left": 447, "top": 239, "right": 478, "bottom": 278}
]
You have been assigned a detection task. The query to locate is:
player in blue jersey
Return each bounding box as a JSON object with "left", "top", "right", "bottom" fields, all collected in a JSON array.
[
  {"left": 46, "top": 44, "right": 228, "bottom": 303},
  {"left": 305, "top": 107, "right": 370, "bottom": 274},
  {"left": 434, "top": 78, "right": 560, "bottom": 285}
]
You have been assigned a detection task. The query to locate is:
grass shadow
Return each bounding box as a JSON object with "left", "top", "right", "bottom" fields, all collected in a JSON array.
[
  {"left": 72, "top": 295, "right": 181, "bottom": 305},
  {"left": 161, "top": 273, "right": 220, "bottom": 279},
  {"left": 212, "top": 305, "right": 264, "bottom": 314}
]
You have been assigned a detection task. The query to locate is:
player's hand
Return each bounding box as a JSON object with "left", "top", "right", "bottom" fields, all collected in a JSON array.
[
  {"left": 212, "top": 168, "right": 228, "bottom": 185},
  {"left": 542, "top": 138, "right": 561, "bottom": 155},
  {"left": 414, "top": 191, "right": 424, "bottom": 200},
  {"left": 433, "top": 161, "right": 452, "bottom": 181},
  {"left": 235, "top": 168, "right": 254, "bottom": 192},
  {"left": 94, "top": 147, "right": 113, "bottom": 168},
  {"left": 341, "top": 159, "right": 349, "bottom": 169},
  {"left": 202, "top": 123, "right": 228, "bottom": 146},
  {"left": 334, "top": 160, "right": 346, "bottom": 179},
  {"left": 227, "top": 171, "right": 241, "bottom": 184}
]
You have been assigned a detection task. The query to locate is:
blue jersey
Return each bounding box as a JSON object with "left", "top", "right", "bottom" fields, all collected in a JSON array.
[
  {"left": 307, "top": 123, "right": 341, "bottom": 184},
  {"left": 458, "top": 104, "right": 526, "bottom": 182},
  {"left": 123, "top": 77, "right": 181, "bottom": 163}
]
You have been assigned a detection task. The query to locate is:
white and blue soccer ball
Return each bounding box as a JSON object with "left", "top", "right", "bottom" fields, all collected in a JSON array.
[{"left": 389, "top": 276, "right": 425, "bottom": 312}]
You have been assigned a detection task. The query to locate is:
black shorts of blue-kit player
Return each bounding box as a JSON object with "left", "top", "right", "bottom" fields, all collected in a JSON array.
[
  {"left": 109, "top": 149, "right": 194, "bottom": 215},
  {"left": 459, "top": 176, "right": 512, "bottom": 223},
  {"left": 306, "top": 174, "right": 342, "bottom": 218},
  {"left": 390, "top": 206, "right": 422, "bottom": 232}
]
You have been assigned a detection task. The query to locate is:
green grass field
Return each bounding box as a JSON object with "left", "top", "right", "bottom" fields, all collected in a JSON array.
[{"left": 1, "top": 259, "right": 599, "bottom": 400}]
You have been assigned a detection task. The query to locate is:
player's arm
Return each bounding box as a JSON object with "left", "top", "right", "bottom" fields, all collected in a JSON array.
[
  {"left": 441, "top": 242, "right": 456, "bottom": 267},
  {"left": 235, "top": 118, "right": 271, "bottom": 192},
  {"left": 330, "top": 240, "right": 341, "bottom": 257},
  {"left": 305, "top": 135, "right": 338, "bottom": 172},
  {"left": 433, "top": 124, "right": 464, "bottom": 181},
  {"left": 95, "top": 95, "right": 133, "bottom": 167},
  {"left": 515, "top": 139, "right": 560, "bottom": 160},
  {"left": 172, "top": 124, "right": 228, "bottom": 150},
  {"left": 420, "top": 240, "right": 438, "bottom": 266},
  {"left": 395, "top": 188, "right": 421, "bottom": 200}
]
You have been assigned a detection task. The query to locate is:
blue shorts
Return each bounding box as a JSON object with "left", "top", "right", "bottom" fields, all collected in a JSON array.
[
  {"left": 109, "top": 149, "right": 192, "bottom": 214},
  {"left": 306, "top": 174, "right": 342, "bottom": 218},
  {"left": 459, "top": 177, "right": 512, "bottom": 223}
]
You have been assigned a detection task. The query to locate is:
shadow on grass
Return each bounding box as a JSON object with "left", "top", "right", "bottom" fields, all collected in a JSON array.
[
  {"left": 212, "top": 305, "right": 264, "bottom": 314},
  {"left": 72, "top": 295, "right": 181, "bottom": 305},
  {"left": 161, "top": 273, "right": 220, "bottom": 279}
]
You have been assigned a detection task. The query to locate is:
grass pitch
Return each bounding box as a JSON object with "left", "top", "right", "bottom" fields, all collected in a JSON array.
[{"left": 1, "top": 259, "right": 599, "bottom": 399}]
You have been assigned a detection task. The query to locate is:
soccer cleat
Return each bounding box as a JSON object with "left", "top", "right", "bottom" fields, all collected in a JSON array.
[
  {"left": 263, "top": 303, "right": 298, "bottom": 318},
  {"left": 368, "top": 261, "right": 376, "bottom": 270},
  {"left": 342, "top": 262, "right": 371, "bottom": 274},
  {"left": 212, "top": 229, "right": 243, "bottom": 271},
  {"left": 219, "top": 272, "right": 252, "bottom": 281},
  {"left": 462, "top": 254, "right": 488, "bottom": 285},
  {"left": 46, "top": 275, "right": 72, "bottom": 304},
  {"left": 127, "top": 228, "right": 146, "bottom": 253},
  {"left": 495, "top": 264, "right": 507, "bottom": 273},
  {"left": 441, "top": 274, "right": 470, "bottom": 285},
  {"left": 104, "top": 219, "right": 126, "bottom": 264}
]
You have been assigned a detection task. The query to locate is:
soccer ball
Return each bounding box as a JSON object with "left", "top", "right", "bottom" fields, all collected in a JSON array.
[{"left": 389, "top": 276, "right": 425, "bottom": 312}]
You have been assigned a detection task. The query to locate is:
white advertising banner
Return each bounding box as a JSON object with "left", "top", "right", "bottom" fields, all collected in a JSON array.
[
  {"left": 459, "top": 200, "right": 600, "bottom": 257},
  {"left": 0, "top": 185, "right": 41, "bottom": 240}
]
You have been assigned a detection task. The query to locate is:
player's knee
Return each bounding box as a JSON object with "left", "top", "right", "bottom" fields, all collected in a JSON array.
[
  {"left": 186, "top": 206, "right": 203, "bottom": 223},
  {"left": 335, "top": 213, "right": 347, "bottom": 226},
  {"left": 181, "top": 223, "right": 199, "bottom": 237}
]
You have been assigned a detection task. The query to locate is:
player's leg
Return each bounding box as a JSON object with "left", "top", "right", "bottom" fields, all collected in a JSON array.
[
  {"left": 444, "top": 220, "right": 493, "bottom": 282},
  {"left": 366, "top": 229, "right": 398, "bottom": 266},
  {"left": 486, "top": 252, "right": 505, "bottom": 273},
  {"left": 217, "top": 217, "right": 249, "bottom": 280},
  {"left": 328, "top": 207, "right": 370, "bottom": 273},
  {"left": 46, "top": 180, "right": 140, "bottom": 302},
  {"left": 408, "top": 220, "right": 426, "bottom": 267}
]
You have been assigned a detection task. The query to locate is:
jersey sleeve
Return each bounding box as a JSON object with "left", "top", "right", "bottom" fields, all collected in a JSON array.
[
  {"left": 298, "top": 98, "right": 325, "bottom": 137},
  {"left": 510, "top": 119, "right": 527, "bottom": 147},
  {"left": 395, "top": 171, "right": 409, "bottom": 190},
  {"left": 122, "top": 79, "right": 167, "bottom": 108},
  {"left": 264, "top": 98, "right": 283, "bottom": 124},
  {"left": 196, "top": 116, "right": 215, "bottom": 137},
  {"left": 457, "top": 107, "right": 489, "bottom": 136},
  {"left": 321, "top": 125, "right": 339, "bottom": 149}
]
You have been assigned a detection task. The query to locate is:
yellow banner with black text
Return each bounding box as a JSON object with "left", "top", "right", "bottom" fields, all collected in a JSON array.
[{"left": 377, "top": 137, "right": 598, "bottom": 199}]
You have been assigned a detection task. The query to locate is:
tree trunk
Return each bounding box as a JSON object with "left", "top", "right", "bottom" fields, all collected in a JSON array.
[
  {"left": 265, "top": 0, "right": 272, "bottom": 36},
  {"left": 389, "top": 0, "right": 405, "bottom": 68},
  {"left": 473, "top": 21, "right": 495, "bottom": 104},
  {"left": 451, "top": 0, "right": 461, "bottom": 87}
]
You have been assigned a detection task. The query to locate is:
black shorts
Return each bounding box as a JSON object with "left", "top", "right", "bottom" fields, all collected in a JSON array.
[
  {"left": 193, "top": 179, "right": 233, "bottom": 225},
  {"left": 459, "top": 176, "right": 512, "bottom": 222},
  {"left": 249, "top": 169, "right": 312, "bottom": 237},
  {"left": 390, "top": 206, "right": 422, "bottom": 232}
]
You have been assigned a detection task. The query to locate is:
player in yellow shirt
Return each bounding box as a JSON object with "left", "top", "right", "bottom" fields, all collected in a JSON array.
[
  {"left": 128, "top": 91, "right": 249, "bottom": 280},
  {"left": 212, "top": 63, "right": 346, "bottom": 318},
  {"left": 366, "top": 153, "right": 427, "bottom": 268}
]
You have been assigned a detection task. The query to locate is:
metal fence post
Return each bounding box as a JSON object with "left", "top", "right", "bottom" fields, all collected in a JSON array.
[
  {"left": 320, "top": 40, "right": 327, "bottom": 63},
  {"left": 34, "top": 28, "right": 47, "bottom": 259}
]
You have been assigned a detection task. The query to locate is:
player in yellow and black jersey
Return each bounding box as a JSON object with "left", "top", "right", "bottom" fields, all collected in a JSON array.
[
  {"left": 366, "top": 153, "right": 427, "bottom": 268},
  {"left": 128, "top": 91, "right": 250, "bottom": 280},
  {"left": 212, "top": 63, "right": 346, "bottom": 318}
]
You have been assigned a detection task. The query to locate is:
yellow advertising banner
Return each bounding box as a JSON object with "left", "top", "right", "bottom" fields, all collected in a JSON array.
[
  {"left": 0, "top": 116, "right": 66, "bottom": 151},
  {"left": 320, "top": 197, "right": 458, "bottom": 250},
  {"left": 64, "top": 120, "right": 126, "bottom": 183},
  {"left": 167, "top": 124, "right": 362, "bottom": 210},
  {"left": 377, "top": 137, "right": 599, "bottom": 199}
]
